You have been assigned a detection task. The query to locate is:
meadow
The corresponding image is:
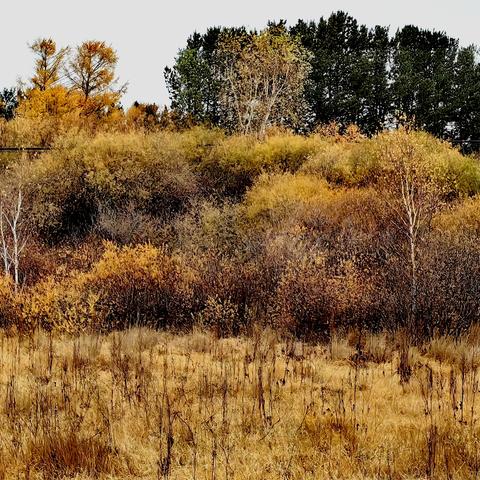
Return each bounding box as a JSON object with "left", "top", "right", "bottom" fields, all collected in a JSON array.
[{"left": 1, "top": 327, "right": 480, "bottom": 479}]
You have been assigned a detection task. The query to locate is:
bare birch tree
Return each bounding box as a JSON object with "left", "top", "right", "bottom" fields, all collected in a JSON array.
[
  {"left": 380, "top": 129, "right": 440, "bottom": 335},
  {"left": 0, "top": 190, "right": 27, "bottom": 292}
]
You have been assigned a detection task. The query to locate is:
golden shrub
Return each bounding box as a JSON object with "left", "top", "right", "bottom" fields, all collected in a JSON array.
[
  {"left": 19, "top": 130, "right": 201, "bottom": 240},
  {"left": 21, "top": 243, "right": 198, "bottom": 333},
  {"left": 0, "top": 275, "right": 21, "bottom": 330},
  {"left": 84, "top": 242, "right": 195, "bottom": 329},
  {"left": 301, "top": 129, "right": 480, "bottom": 197},
  {"left": 243, "top": 173, "right": 336, "bottom": 226},
  {"left": 433, "top": 196, "right": 480, "bottom": 238},
  {"left": 23, "top": 277, "right": 98, "bottom": 333},
  {"left": 199, "top": 132, "right": 321, "bottom": 195}
]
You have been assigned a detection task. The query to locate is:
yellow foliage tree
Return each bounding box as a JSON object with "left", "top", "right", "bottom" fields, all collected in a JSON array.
[
  {"left": 126, "top": 102, "right": 160, "bottom": 131},
  {"left": 19, "top": 86, "right": 81, "bottom": 118},
  {"left": 217, "top": 26, "right": 310, "bottom": 137},
  {"left": 66, "top": 40, "right": 126, "bottom": 116},
  {"left": 30, "top": 38, "right": 69, "bottom": 91},
  {"left": 16, "top": 87, "right": 83, "bottom": 145}
]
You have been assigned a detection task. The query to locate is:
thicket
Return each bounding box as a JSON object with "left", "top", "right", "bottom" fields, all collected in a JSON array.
[{"left": 0, "top": 126, "right": 478, "bottom": 340}]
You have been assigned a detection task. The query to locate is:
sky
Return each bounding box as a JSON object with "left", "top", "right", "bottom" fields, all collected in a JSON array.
[{"left": 1, "top": 0, "right": 479, "bottom": 109}]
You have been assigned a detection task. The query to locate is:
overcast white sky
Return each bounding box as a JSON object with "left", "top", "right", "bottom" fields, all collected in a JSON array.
[{"left": 1, "top": 1, "right": 478, "bottom": 108}]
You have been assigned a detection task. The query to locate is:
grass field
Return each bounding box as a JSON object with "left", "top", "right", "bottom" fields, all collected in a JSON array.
[{"left": 0, "top": 328, "right": 479, "bottom": 479}]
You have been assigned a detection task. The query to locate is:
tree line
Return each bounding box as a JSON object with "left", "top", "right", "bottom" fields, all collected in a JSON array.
[
  {"left": 165, "top": 12, "right": 480, "bottom": 148},
  {"left": 1, "top": 11, "right": 480, "bottom": 149}
]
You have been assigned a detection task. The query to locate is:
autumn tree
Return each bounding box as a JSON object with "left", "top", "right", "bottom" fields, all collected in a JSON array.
[
  {"left": 30, "top": 38, "right": 69, "bottom": 91},
  {"left": 379, "top": 129, "right": 442, "bottom": 336},
  {"left": 217, "top": 25, "right": 310, "bottom": 137},
  {"left": 15, "top": 39, "right": 80, "bottom": 146},
  {"left": 66, "top": 40, "right": 126, "bottom": 114}
]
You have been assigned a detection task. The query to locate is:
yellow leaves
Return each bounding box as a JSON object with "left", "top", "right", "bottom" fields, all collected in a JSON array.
[
  {"left": 67, "top": 40, "right": 124, "bottom": 111},
  {"left": 201, "top": 132, "right": 321, "bottom": 194},
  {"left": 433, "top": 196, "right": 480, "bottom": 237},
  {"left": 298, "top": 129, "right": 480, "bottom": 199},
  {"left": 30, "top": 38, "right": 69, "bottom": 91},
  {"left": 18, "top": 131, "right": 200, "bottom": 240},
  {"left": 90, "top": 242, "right": 164, "bottom": 281},
  {"left": 0, "top": 275, "right": 21, "bottom": 329},
  {"left": 370, "top": 129, "right": 480, "bottom": 198},
  {"left": 15, "top": 38, "right": 125, "bottom": 144},
  {"left": 243, "top": 173, "right": 334, "bottom": 223},
  {"left": 241, "top": 168, "right": 385, "bottom": 241},
  {"left": 217, "top": 27, "right": 310, "bottom": 136},
  {"left": 19, "top": 242, "right": 198, "bottom": 333},
  {"left": 125, "top": 103, "right": 160, "bottom": 132},
  {"left": 22, "top": 276, "right": 98, "bottom": 333},
  {"left": 19, "top": 87, "right": 83, "bottom": 119}
]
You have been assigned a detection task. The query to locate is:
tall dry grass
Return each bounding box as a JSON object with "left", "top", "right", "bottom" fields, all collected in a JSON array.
[{"left": 0, "top": 328, "right": 479, "bottom": 479}]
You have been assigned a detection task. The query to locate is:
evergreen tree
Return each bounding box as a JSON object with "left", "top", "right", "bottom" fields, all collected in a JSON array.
[
  {"left": 390, "top": 26, "right": 458, "bottom": 138},
  {"left": 0, "top": 88, "right": 18, "bottom": 120},
  {"left": 164, "top": 27, "right": 247, "bottom": 126},
  {"left": 167, "top": 14, "right": 480, "bottom": 149},
  {"left": 451, "top": 46, "right": 480, "bottom": 150},
  {"left": 291, "top": 12, "right": 391, "bottom": 134}
]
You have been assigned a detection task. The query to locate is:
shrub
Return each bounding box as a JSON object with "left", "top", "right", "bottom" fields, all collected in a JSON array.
[
  {"left": 433, "top": 196, "right": 480, "bottom": 239},
  {"left": 273, "top": 253, "right": 333, "bottom": 340},
  {"left": 299, "top": 139, "right": 358, "bottom": 184},
  {"left": 19, "top": 131, "right": 200, "bottom": 241},
  {"left": 415, "top": 235, "right": 480, "bottom": 337},
  {"left": 83, "top": 243, "right": 196, "bottom": 330},
  {"left": 242, "top": 173, "right": 336, "bottom": 226},
  {"left": 199, "top": 132, "right": 321, "bottom": 196},
  {"left": 301, "top": 129, "right": 480, "bottom": 197},
  {"left": 273, "top": 254, "right": 378, "bottom": 340},
  {"left": 95, "top": 203, "right": 163, "bottom": 245},
  {"left": 23, "top": 277, "right": 99, "bottom": 333},
  {"left": 23, "top": 243, "right": 197, "bottom": 332},
  {"left": 0, "top": 276, "right": 21, "bottom": 330},
  {"left": 242, "top": 173, "right": 389, "bottom": 267},
  {"left": 172, "top": 200, "right": 242, "bottom": 255},
  {"left": 195, "top": 295, "right": 240, "bottom": 337}
]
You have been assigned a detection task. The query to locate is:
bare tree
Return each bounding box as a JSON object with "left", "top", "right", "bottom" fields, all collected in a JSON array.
[
  {"left": 0, "top": 190, "right": 27, "bottom": 292},
  {"left": 380, "top": 129, "right": 440, "bottom": 335},
  {"left": 217, "top": 27, "right": 310, "bottom": 137}
]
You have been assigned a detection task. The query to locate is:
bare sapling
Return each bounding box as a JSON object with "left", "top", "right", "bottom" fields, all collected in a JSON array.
[{"left": 0, "top": 189, "right": 27, "bottom": 292}]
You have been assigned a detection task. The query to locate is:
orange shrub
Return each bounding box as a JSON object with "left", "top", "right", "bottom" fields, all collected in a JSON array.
[
  {"left": 83, "top": 242, "right": 196, "bottom": 330},
  {"left": 22, "top": 243, "right": 198, "bottom": 333}
]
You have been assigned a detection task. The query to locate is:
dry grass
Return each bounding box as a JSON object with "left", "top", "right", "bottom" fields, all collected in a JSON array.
[{"left": 0, "top": 328, "right": 479, "bottom": 479}]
